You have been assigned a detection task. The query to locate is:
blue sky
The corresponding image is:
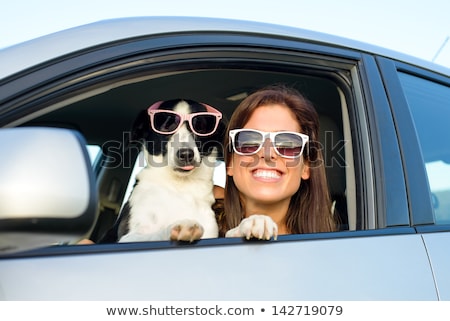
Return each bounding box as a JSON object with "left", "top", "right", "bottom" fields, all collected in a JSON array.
[{"left": 2, "top": 0, "right": 450, "bottom": 68}]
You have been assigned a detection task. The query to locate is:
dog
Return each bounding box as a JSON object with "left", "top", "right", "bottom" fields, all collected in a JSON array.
[{"left": 102, "top": 99, "right": 225, "bottom": 243}]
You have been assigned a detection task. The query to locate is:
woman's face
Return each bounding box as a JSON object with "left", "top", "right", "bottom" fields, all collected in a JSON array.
[{"left": 227, "top": 104, "right": 310, "bottom": 212}]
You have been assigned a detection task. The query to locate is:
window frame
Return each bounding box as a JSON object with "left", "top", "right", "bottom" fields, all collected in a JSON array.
[{"left": 377, "top": 57, "right": 450, "bottom": 230}]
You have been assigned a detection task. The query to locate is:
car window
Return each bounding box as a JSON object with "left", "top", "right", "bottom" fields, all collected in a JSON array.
[
  {"left": 10, "top": 44, "right": 357, "bottom": 244},
  {"left": 398, "top": 72, "right": 450, "bottom": 224}
]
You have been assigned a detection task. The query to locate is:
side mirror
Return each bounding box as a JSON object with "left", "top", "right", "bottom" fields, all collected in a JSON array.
[{"left": 0, "top": 127, "right": 98, "bottom": 253}]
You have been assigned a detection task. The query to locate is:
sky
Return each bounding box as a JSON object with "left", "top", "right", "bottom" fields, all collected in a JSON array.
[{"left": 1, "top": 0, "right": 450, "bottom": 69}]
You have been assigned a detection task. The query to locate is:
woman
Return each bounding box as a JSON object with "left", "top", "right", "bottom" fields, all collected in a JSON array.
[{"left": 218, "top": 85, "right": 337, "bottom": 239}]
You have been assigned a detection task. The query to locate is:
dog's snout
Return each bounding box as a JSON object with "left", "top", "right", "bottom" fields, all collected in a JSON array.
[{"left": 177, "top": 148, "right": 195, "bottom": 164}]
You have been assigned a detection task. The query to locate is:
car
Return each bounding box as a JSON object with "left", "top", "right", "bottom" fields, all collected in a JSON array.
[{"left": 0, "top": 16, "right": 449, "bottom": 301}]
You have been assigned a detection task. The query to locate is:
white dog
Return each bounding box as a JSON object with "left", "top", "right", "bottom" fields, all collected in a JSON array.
[{"left": 103, "top": 99, "right": 225, "bottom": 243}]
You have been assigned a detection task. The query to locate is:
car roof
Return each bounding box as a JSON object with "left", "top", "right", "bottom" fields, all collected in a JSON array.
[{"left": 1, "top": 16, "right": 449, "bottom": 80}]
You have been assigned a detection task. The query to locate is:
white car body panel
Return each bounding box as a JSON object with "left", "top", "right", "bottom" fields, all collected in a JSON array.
[
  {"left": 0, "top": 234, "right": 436, "bottom": 300},
  {"left": 422, "top": 232, "right": 450, "bottom": 300}
]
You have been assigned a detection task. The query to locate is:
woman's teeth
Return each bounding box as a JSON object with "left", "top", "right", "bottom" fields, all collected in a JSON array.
[{"left": 253, "top": 169, "right": 281, "bottom": 179}]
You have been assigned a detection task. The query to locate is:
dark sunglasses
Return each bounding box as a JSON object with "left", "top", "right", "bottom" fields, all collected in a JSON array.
[
  {"left": 147, "top": 101, "right": 222, "bottom": 136},
  {"left": 229, "top": 129, "right": 309, "bottom": 159}
]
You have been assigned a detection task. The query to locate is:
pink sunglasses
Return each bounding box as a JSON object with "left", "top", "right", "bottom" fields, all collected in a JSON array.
[{"left": 147, "top": 101, "right": 222, "bottom": 136}]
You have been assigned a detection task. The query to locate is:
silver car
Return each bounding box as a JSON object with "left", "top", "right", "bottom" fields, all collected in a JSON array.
[{"left": 0, "top": 16, "right": 449, "bottom": 300}]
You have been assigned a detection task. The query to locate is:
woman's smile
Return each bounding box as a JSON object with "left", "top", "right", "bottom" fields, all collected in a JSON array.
[{"left": 252, "top": 168, "right": 282, "bottom": 181}]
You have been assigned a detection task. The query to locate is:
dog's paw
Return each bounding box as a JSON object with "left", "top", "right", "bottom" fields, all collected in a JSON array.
[
  {"left": 225, "top": 215, "right": 278, "bottom": 240},
  {"left": 170, "top": 220, "right": 204, "bottom": 242}
]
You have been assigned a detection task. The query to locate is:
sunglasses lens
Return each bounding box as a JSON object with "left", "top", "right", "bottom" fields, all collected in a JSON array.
[
  {"left": 274, "top": 133, "right": 304, "bottom": 157},
  {"left": 192, "top": 114, "right": 217, "bottom": 135},
  {"left": 234, "top": 130, "right": 263, "bottom": 155},
  {"left": 153, "top": 112, "right": 181, "bottom": 133}
]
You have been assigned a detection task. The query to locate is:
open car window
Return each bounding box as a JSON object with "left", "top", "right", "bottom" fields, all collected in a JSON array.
[{"left": 30, "top": 68, "right": 355, "bottom": 243}]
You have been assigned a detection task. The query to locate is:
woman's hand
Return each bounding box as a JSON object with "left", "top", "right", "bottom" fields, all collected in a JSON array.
[{"left": 225, "top": 215, "right": 278, "bottom": 240}]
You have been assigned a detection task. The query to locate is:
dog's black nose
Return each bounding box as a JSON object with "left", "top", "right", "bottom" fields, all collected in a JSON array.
[{"left": 177, "top": 148, "right": 195, "bottom": 164}]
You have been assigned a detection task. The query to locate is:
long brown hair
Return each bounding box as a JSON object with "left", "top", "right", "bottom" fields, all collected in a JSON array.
[{"left": 219, "top": 85, "right": 337, "bottom": 236}]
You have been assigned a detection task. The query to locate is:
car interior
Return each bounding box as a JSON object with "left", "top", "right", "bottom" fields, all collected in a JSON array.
[{"left": 22, "top": 67, "right": 356, "bottom": 243}]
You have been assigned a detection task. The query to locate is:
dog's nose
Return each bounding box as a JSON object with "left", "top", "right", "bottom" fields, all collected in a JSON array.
[{"left": 177, "top": 148, "right": 195, "bottom": 164}]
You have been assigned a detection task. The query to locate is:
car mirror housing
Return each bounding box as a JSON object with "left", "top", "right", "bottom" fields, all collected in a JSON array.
[{"left": 0, "top": 127, "right": 98, "bottom": 253}]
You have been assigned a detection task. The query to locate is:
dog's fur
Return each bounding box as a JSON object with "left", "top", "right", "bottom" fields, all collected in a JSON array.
[{"left": 101, "top": 99, "right": 225, "bottom": 243}]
